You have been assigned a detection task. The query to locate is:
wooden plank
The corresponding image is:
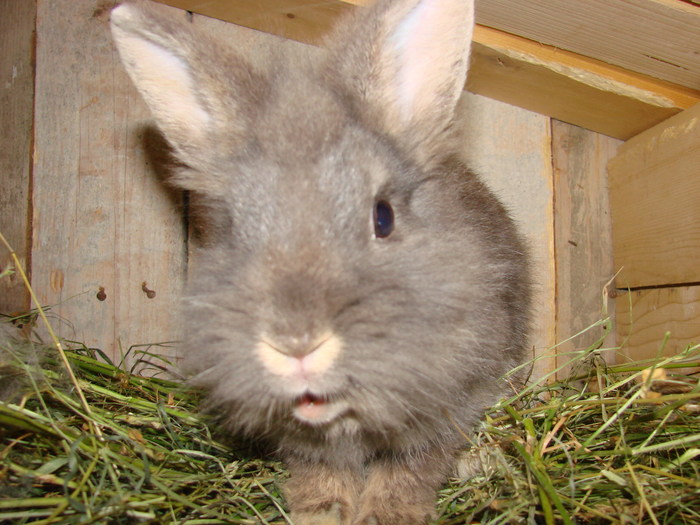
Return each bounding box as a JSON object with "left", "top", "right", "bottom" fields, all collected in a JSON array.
[
  {"left": 31, "top": 0, "right": 187, "bottom": 366},
  {"left": 157, "top": 0, "right": 354, "bottom": 44},
  {"left": 608, "top": 103, "right": 700, "bottom": 289},
  {"left": 457, "top": 93, "right": 555, "bottom": 382},
  {"left": 153, "top": 0, "right": 700, "bottom": 140},
  {"left": 0, "top": 0, "right": 36, "bottom": 316},
  {"left": 476, "top": 0, "right": 700, "bottom": 91},
  {"left": 468, "top": 28, "right": 697, "bottom": 140},
  {"left": 551, "top": 121, "right": 621, "bottom": 378},
  {"left": 616, "top": 286, "right": 700, "bottom": 367}
]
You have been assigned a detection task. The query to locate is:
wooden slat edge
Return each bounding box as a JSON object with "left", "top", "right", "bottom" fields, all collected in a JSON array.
[
  {"left": 469, "top": 27, "right": 699, "bottom": 140},
  {"left": 473, "top": 26, "right": 699, "bottom": 112}
]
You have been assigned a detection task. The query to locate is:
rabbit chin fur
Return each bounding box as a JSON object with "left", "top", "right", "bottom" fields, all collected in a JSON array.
[{"left": 111, "top": 0, "right": 531, "bottom": 522}]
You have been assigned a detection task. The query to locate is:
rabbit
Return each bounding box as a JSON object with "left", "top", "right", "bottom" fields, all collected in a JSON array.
[{"left": 110, "top": 0, "right": 531, "bottom": 523}]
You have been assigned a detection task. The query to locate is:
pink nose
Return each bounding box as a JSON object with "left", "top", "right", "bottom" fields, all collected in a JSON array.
[{"left": 272, "top": 333, "right": 317, "bottom": 358}]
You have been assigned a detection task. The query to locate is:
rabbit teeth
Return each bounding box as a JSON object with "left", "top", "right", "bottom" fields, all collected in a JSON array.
[{"left": 293, "top": 393, "right": 348, "bottom": 425}]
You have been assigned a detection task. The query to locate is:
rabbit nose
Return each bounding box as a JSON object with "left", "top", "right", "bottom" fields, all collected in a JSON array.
[{"left": 274, "top": 333, "right": 317, "bottom": 358}]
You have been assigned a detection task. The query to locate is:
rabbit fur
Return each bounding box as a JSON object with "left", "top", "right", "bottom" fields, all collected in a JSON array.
[{"left": 110, "top": 0, "right": 531, "bottom": 523}]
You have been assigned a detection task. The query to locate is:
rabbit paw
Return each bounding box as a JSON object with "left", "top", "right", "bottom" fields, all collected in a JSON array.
[
  {"left": 352, "top": 454, "right": 449, "bottom": 525},
  {"left": 353, "top": 505, "right": 432, "bottom": 525},
  {"left": 292, "top": 503, "right": 346, "bottom": 525},
  {"left": 285, "top": 460, "right": 360, "bottom": 525}
]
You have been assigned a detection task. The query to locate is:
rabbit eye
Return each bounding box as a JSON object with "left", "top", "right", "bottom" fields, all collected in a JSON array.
[{"left": 373, "top": 200, "right": 394, "bottom": 238}]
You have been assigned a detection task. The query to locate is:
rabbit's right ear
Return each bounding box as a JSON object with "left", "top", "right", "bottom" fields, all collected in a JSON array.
[
  {"left": 327, "top": 0, "right": 474, "bottom": 168},
  {"left": 110, "top": 1, "right": 265, "bottom": 191}
]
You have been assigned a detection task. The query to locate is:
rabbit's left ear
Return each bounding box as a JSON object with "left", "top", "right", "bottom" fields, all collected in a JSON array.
[
  {"left": 111, "top": 4, "right": 211, "bottom": 150},
  {"left": 110, "top": 1, "right": 266, "bottom": 189},
  {"left": 329, "top": 0, "right": 474, "bottom": 163}
]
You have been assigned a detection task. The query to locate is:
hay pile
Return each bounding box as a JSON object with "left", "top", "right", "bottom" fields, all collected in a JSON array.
[
  {"left": 439, "top": 340, "right": 700, "bottom": 525},
  {"left": 1, "top": 318, "right": 698, "bottom": 525},
  {"left": 0, "top": 323, "right": 290, "bottom": 524}
]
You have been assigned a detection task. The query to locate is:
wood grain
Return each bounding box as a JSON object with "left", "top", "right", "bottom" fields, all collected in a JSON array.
[
  {"left": 552, "top": 121, "right": 621, "bottom": 378},
  {"left": 457, "top": 93, "right": 556, "bottom": 382},
  {"left": 476, "top": 0, "right": 700, "bottom": 90},
  {"left": 616, "top": 286, "right": 700, "bottom": 366},
  {"left": 0, "top": 0, "right": 36, "bottom": 315},
  {"left": 608, "top": 103, "right": 700, "bottom": 289},
  {"left": 468, "top": 27, "right": 698, "bottom": 140},
  {"left": 30, "top": 0, "right": 187, "bottom": 366},
  {"left": 158, "top": 0, "right": 353, "bottom": 44}
]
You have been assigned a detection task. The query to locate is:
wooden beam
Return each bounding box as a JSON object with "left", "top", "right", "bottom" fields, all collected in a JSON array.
[
  {"left": 155, "top": 0, "right": 354, "bottom": 43},
  {"left": 608, "top": 103, "right": 700, "bottom": 289},
  {"left": 552, "top": 121, "right": 620, "bottom": 377},
  {"left": 468, "top": 27, "right": 698, "bottom": 140},
  {"left": 153, "top": 0, "right": 700, "bottom": 140},
  {"left": 476, "top": 0, "right": 700, "bottom": 91}
]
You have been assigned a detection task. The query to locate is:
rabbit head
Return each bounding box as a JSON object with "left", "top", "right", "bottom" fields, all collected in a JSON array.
[{"left": 111, "top": 0, "right": 530, "bottom": 522}]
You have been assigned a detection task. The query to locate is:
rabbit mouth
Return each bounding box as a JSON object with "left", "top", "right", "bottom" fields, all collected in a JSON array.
[{"left": 293, "top": 392, "right": 348, "bottom": 425}]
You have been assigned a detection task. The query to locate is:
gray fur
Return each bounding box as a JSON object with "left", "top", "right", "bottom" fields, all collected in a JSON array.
[{"left": 111, "top": 0, "right": 531, "bottom": 523}]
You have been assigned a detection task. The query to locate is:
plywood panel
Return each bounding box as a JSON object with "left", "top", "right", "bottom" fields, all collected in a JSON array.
[
  {"left": 31, "top": 0, "right": 187, "bottom": 366},
  {"left": 457, "top": 93, "right": 555, "bottom": 382},
  {"left": 616, "top": 286, "right": 700, "bottom": 364},
  {"left": 0, "top": 0, "right": 36, "bottom": 315},
  {"left": 608, "top": 103, "right": 700, "bottom": 289},
  {"left": 552, "top": 121, "right": 621, "bottom": 378}
]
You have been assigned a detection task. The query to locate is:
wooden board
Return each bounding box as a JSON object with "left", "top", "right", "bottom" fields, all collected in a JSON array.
[
  {"left": 30, "top": 0, "right": 187, "bottom": 366},
  {"left": 476, "top": 0, "right": 700, "bottom": 90},
  {"left": 468, "top": 27, "right": 698, "bottom": 140},
  {"left": 0, "top": 0, "right": 36, "bottom": 316},
  {"left": 616, "top": 286, "right": 700, "bottom": 365},
  {"left": 608, "top": 103, "right": 700, "bottom": 289},
  {"left": 457, "top": 93, "right": 556, "bottom": 382},
  {"left": 154, "top": 0, "right": 700, "bottom": 140},
  {"left": 158, "top": 0, "right": 354, "bottom": 44},
  {"left": 552, "top": 121, "right": 621, "bottom": 378}
]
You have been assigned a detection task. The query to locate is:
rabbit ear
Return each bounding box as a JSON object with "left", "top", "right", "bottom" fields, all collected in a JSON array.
[
  {"left": 110, "top": 2, "right": 263, "bottom": 188},
  {"left": 330, "top": 0, "right": 474, "bottom": 165}
]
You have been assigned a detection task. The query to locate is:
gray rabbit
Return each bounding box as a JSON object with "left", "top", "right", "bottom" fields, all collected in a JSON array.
[{"left": 110, "top": 0, "right": 531, "bottom": 523}]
